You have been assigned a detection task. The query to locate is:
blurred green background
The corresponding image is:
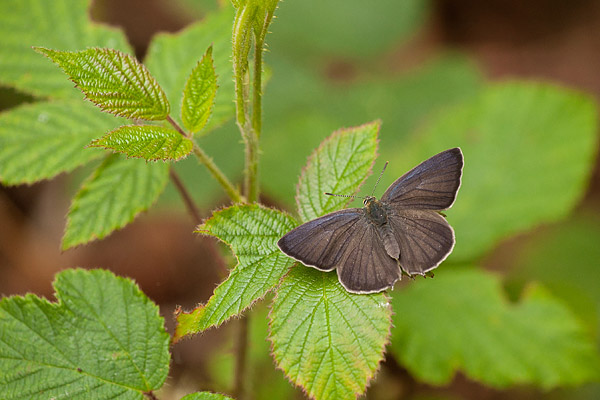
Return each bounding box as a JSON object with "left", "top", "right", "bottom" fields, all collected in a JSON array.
[{"left": 1, "top": 0, "right": 599, "bottom": 399}]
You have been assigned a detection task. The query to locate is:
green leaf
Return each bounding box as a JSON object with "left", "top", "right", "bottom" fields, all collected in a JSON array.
[
  {"left": 181, "top": 46, "right": 218, "bottom": 135},
  {"left": 268, "top": 121, "right": 389, "bottom": 399},
  {"left": 90, "top": 125, "right": 193, "bottom": 161},
  {"left": 35, "top": 47, "right": 170, "bottom": 120},
  {"left": 296, "top": 120, "right": 380, "bottom": 222},
  {"left": 207, "top": 302, "right": 300, "bottom": 399},
  {"left": 0, "top": 0, "right": 131, "bottom": 98},
  {"left": 508, "top": 212, "right": 600, "bottom": 337},
  {"left": 174, "top": 204, "right": 296, "bottom": 340},
  {"left": 269, "top": 266, "right": 392, "bottom": 400},
  {"left": 145, "top": 5, "right": 235, "bottom": 132},
  {"left": 62, "top": 155, "right": 169, "bottom": 250},
  {"left": 181, "top": 393, "right": 233, "bottom": 400},
  {"left": 390, "top": 268, "right": 600, "bottom": 388},
  {"left": 0, "top": 269, "right": 170, "bottom": 399},
  {"left": 0, "top": 100, "right": 123, "bottom": 185},
  {"left": 394, "top": 82, "right": 599, "bottom": 261}
]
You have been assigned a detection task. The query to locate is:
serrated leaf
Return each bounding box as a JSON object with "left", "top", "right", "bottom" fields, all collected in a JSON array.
[
  {"left": 208, "top": 302, "right": 300, "bottom": 399},
  {"left": 0, "top": 269, "right": 170, "bottom": 399},
  {"left": 145, "top": 6, "right": 235, "bottom": 132},
  {"left": 296, "top": 120, "right": 380, "bottom": 222},
  {"left": 390, "top": 268, "right": 600, "bottom": 388},
  {"left": 181, "top": 393, "right": 233, "bottom": 400},
  {"left": 268, "top": 121, "right": 388, "bottom": 399},
  {"left": 174, "top": 204, "right": 296, "bottom": 340},
  {"left": 394, "top": 82, "right": 599, "bottom": 261},
  {"left": 90, "top": 125, "right": 193, "bottom": 161},
  {"left": 269, "top": 266, "right": 392, "bottom": 400},
  {"left": 182, "top": 46, "right": 218, "bottom": 135},
  {"left": 62, "top": 155, "right": 169, "bottom": 250},
  {"left": 0, "top": 100, "right": 124, "bottom": 185},
  {"left": 36, "top": 47, "right": 170, "bottom": 120},
  {"left": 0, "top": 0, "right": 131, "bottom": 98}
]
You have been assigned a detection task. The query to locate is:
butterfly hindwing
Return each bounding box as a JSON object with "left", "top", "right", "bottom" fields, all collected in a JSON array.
[
  {"left": 387, "top": 209, "right": 455, "bottom": 276},
  {"left": 381, "top": 148, "right": 463, "bottom": 210},
  {"left": 335, "top": 222, "right": 402, "bottom": 293}
]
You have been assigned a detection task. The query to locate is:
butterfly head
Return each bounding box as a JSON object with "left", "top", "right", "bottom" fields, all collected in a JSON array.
[{"left": 363, "top": 196, "right": 377, "bottom": 206}]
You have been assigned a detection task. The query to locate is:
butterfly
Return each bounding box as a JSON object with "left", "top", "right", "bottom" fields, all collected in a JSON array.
[{"left": 277, "top": 148, "right": 464, "bottom": 294}]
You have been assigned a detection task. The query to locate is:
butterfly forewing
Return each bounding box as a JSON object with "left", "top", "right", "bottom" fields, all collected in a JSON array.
[
  {"left": 387, "top": 209, "right": 455, "bottom": 275},
  {"left": 277, "top": 209, "right": 364, "bottom": 271},
  {"left": 381, "top": 148, "right": 463, "bottom": 210}
]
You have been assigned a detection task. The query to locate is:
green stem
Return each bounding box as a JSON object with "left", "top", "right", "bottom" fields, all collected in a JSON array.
[
  {"left": 233, "top": 316, "right": 249, "bottom": 400},
  {"left": 192, "top": 144, "right": 244, "bottom": 203},
  {"left": 252, "top": 37, "right": 263, "bottom": 138},
  {"left": 166, "top": 116, "right": 244, "bottom": 204}
]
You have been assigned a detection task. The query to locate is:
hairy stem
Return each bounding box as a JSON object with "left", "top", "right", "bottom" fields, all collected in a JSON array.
[
  {"left": 166, "top": 116, "right": 244, "bottom": 204},
  {"left": 231, "top": 7, "right": 275, "bottom": 400}
]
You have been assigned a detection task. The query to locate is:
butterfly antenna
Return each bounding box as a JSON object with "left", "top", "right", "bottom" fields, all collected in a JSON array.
[
  {"left": 324, "top": 192, "right": 364, "bottom": 199},
  {"left": 371, "top": 161, "right": 389, "bottom": 196}
]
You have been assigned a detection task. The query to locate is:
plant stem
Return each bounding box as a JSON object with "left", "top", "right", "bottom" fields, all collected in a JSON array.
[
  {"left": 169, "top": 168, "right": 202, "bottom": 225},
  {"left": 166, "top": 115, "right": 244, "bottom": 204},
  {"left": 252, "top": 38, "right": 263, "bottom": 139},
  {"left": 233, "top": 316, "right": 249, "bottom": 400},
  {"left": 231, "top": 8, "right": 274, "bottom": 400},
  {"left": 192, "top": 144, "right": 244, "bottom": 203},
  {"left": 166, "top": 115, "right": 188, "bottom": 137}
]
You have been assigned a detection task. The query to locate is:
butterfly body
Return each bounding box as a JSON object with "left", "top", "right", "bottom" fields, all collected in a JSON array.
[
  {"left": 278, "top": 148, "right": 463, "bottom": 294},
  {"left": 363, "top": 196, "right": 388, "bottom": 226}
]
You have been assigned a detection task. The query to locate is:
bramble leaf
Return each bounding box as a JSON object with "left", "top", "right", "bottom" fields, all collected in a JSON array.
[
  {"left": 174, "top": 204, "right": 296, "bottom": 340},
  {"left": 145, "top": 6, "right": 235, "bottom": 132},
  {"left": 270, "top": 121, "right": 389, "bottom": 399},
  {"left": 269, "top": 267, "right": 391, "bottom": 400},
  {"left": 0, "top": 269, "right": 170, "bottom": 399},
  {"left": 62, "top": 155, "right": 169, "bottom": 250},
  {"left": 390, "top": 268, "right": 600, "bottom": 388},
  {"left": 35, "top": 47, "right": 170, "bottom": 120},
  {"left": 181, "top": 46, "right": 218, "bottom": 135},
  {"left": 181, "top": 393, "right": 233, "bottom": 400},
  {"left": 296, "top": 120, "right": 380, "bottom": 222},
  {"left": 0, "top": 0, "right": 131, "bottom": 98},
  {"left": 394, "top": 82, "right": 599, "bottom": 261},
  {"left": 90, "top": 125, "right": 193, "bottom": 161},
  {"left": 0, "top": 101, "right": 123, "bottom": 185}
]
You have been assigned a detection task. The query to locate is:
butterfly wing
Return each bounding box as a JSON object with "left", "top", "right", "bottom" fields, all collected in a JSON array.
[
  {"left": 381, "top": 148, "right": 463, "bottom": 210},
  {"left": 277, "top": 209, "right": 365, "bottom": 272},
  {"left": 335, "top": 222, "right": 402, "bottom": 294},
  {"left": 387, "top": 209, "right": 455, "bottom": 276},
  {"left": 277, "top": 208, "right": 401, "bottom": 293}
]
